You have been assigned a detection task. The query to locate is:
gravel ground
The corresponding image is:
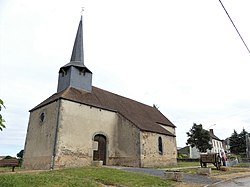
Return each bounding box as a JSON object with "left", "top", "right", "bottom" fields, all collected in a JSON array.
[{"left": 121, "top": 167, "right": 221, "bottom": 185}]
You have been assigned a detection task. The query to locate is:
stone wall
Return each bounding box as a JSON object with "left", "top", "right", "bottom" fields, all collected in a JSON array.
[
  {"left": 109, "top": 114, "right": 140, "bottom": 167},
  {"left": 23, "top": 101, "right": 59, "bottom": 170},
  {"left": 23, "top": 98, "right": 176, "bottom": 169},
  {"left": 54, "top": 99, "right": 140, "bottom": 168},
  {"left": 140, "top": 131, "right": 177, "bottom": 167}
]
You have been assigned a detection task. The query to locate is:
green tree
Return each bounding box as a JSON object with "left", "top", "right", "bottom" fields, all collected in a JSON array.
[
  {"left": 230, "top": 128, "right": 249, "bottom": 156},
  {"left": 239, "top": 128, "right": 248, "bottom": 154},
  {"left": 17, "top": 149, "right": 24, "bottom": 159},
  {"left": 186, "top": 123, "right": 213, "bottom": 152},
  {"left": 0, "top": 99, "right": 6, "bottom": 131},
  {"left": 229, "top": 130, "right": 239, "bottom": 154}
]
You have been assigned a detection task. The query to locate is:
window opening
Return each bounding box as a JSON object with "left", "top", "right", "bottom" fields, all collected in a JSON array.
[
  {"left": 158, "top": 137, "right": 163, "bottom": 154},
  {"left": 39, "top": 112, "right": 45, "bottom": 123}
]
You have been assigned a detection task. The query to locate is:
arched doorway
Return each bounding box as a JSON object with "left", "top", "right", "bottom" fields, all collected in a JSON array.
[{"left": 93, "top": 134, "right": 107, "bottom": 165}]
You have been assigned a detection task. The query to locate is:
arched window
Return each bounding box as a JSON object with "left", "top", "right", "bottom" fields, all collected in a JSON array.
[{"left": 158, "top": 137, "right": 163, "bottom": 154}]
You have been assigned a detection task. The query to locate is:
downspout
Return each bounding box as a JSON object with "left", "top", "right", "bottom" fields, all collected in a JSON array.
[{"left": 51, "top": 99, "right": 62, "bottom": 169}]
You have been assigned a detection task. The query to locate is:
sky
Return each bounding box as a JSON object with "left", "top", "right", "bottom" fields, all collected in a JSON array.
[{"left": 0, "top": 0, "right": 250, "bottom": 156}]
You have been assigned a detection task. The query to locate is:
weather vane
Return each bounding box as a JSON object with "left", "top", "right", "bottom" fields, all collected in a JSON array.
[{"left": 81, "top": 7, "right": 84, "bottom": 15}]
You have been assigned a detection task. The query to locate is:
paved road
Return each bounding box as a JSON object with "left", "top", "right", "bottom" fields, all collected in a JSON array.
[
  {"left": 120, "top": 167, "right": 221, "bottom": 185},
  {"left": 215, "top": 176, "right": 250, "bottom": 187}
]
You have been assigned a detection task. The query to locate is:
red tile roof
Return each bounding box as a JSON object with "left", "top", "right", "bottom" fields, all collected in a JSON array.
[{"left": 31, "top": 87, "right": 176, "bottom": 136}]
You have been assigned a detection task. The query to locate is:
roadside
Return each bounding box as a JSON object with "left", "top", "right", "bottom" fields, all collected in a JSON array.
[
  {"left": 212, "top": 176, "right": 250, "bottom": 187},
  {"left": 116, "top": 166, "right": 220, "bottom": 186},
  {"left": 108, "top": 165, "right": 250, "bottom": 187},
  {"left": 2, "top": 164, "right": 250, "bottom": 187},
  {"left": 209, "top": 171, "right": 250, "bottom": 187}
]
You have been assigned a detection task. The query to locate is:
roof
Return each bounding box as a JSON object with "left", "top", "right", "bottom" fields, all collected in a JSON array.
[
  {"left": 70, "top": 16, "right": 83, "bottom": 64},
  {"left": 60, "top": 62, "right": 92, "bottom": 73},
  {"left": 31, "top": 86, "right": 176, "bottom": 137},
  {"left": 209, "top": 131, "right": 221, "bottom": 141},
  {"left": 59, "top": 16, "right": 92, "bottom": 74}
]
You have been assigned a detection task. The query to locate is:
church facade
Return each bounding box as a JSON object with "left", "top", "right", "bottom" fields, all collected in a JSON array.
[{"left": 23, "top": 17, "right": 177, "bottom": 170}]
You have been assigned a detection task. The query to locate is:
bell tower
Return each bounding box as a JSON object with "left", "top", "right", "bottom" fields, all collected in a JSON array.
[{"left": 57, "top": 16, "right": 92, "bottom": 92}]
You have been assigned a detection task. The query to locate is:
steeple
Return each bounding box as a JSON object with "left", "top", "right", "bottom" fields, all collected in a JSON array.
[
  {"left": 57, "top": 16, "right": 92, "bottom": 92},
  {"left": 70, "top": 16, "right": 84, "bottom": 64}
]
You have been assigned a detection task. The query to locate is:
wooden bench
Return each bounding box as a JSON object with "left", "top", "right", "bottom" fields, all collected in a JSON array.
[{"left": 0, "top": 159, "right": 19, "bottom": 172}]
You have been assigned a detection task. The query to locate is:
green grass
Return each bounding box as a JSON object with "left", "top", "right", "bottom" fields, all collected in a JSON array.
[
  {"left": 0, "top": 167, "right": 174, "bottom": 187},
  {"left": 0, "top": 166, "right": 22, "bottom": 173},
  {"left": 176, "top": 161, "right": 200, "bottom": 167},
  {"left": 180, "top": 165, "right": 250, "bottom": 176},
  {"left": 155, "top": 161, "right": 200, "bottom": 168},
  {"left": 233, "top": 162, "right": 250, "bottom": 168}
]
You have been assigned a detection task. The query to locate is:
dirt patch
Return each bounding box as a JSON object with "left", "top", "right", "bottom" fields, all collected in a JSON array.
[{"left": 0, "top": 169, "right": 47, "bottom": 175}]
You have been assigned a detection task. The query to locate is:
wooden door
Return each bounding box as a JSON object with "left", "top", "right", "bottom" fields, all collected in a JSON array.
[{"left": 93, "top": 135, "right": 107, "bottom": 165}]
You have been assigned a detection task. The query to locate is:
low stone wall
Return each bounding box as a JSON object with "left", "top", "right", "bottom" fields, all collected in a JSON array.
[
  {"left": 164, "top": 170, "right": 183, "bottom": 181},
  {"left": 197, "top": 167, "right": 211, "bottom": 175},
  {"left": 226, "top": 158, "right": 238, "bottom": 166},
  {"left": 92, "top": 161, "right": 103, "bottom": 167}
]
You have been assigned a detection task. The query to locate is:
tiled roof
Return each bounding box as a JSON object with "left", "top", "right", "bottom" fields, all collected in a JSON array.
[{"left": 31, "top": 87, "right": 176, "bottom": 137}]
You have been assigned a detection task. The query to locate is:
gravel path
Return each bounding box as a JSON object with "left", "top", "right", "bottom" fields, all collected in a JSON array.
[{"left": 120, "top": 167, "right": 221, "bottom": 185}]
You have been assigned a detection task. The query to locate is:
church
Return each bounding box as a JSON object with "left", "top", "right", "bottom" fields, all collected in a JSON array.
[{"left": 22, "top": 16, "right": 177, "bottom": 170}]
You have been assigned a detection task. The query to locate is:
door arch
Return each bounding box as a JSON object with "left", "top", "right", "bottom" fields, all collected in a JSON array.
[{"left": 93, "top": 134, "right": 107, "bottom": 165}]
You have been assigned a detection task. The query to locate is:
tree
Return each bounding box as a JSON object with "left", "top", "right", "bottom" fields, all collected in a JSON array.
[
  {"left": 186, "top": 123, "right": 213, "bottom": 152},
  {"left": 0, "top": 99, "right": 6, "bottom": 131},
  {"left": 230, "top": 128, "right": 249, "bottom": 155},
  {"left": 17, "top": 149, "right": 24, "bottom": 159},
  {"left": 229, "top": 130, "right": 239, "bottom": 154},
  {"left": 239, "top": 128, "right": 248, "bottom": 154}
]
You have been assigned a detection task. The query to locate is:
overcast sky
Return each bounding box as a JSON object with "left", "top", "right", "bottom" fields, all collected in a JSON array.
[{"left": 0, "top": 0, "right": 250, "bottom": 156}]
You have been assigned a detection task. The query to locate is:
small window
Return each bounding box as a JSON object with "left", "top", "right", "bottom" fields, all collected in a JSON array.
[
  {"left": 79, "top": 69, "right": 86, "bottom": 76},
  {"left": 158, "top": 137, "right": 163, "bottom": 155},
  {"left": 39, "top": 112, "right": 45, "bottom": 123}
]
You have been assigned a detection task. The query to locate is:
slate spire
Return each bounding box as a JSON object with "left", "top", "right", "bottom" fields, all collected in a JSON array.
[
  {"left": 70, "top": 16, "right": 84, "bottom": 64},
  {"left": 57, "top": 16, "right": 92, "bottom": 93}
]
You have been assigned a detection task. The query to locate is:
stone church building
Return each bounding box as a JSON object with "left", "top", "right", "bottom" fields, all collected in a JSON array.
[{"left": 23, "top": 17, "right": 177, "bottom": 170}]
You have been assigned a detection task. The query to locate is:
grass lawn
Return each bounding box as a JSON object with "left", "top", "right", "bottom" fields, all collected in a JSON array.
[
  {"left": 180, "top": 165, "right": 250, "bottom": 176},
  {"left": 0, "top": 166, "right": 174, "bottom": 187},
  {"left": 156, "top": 161, "right": 200, "bottom": 169},
  {"left": 233, "top": 162, "right": 250, "bottom": 168},
  {"left": 176, "top": 161, "right": 200, "bottom": 167}
]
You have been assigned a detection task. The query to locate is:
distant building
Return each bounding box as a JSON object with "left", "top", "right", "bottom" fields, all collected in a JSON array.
[
  {"left": 183, "top": 129, "right": 223, "bottom": 158},
  {"left": 209, "top": 129, "right": 223, "bottom": 154},
  {"left": 222, "top": 138, "right": 230, "bottom": 153},
  {"left": 22, "top": 16, "right": 177, "bottom": 170}
]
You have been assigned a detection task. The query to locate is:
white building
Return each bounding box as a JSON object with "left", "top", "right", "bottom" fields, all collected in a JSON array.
[{"left": 189, "top": 129, "right": 223, "bottom": 158}]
